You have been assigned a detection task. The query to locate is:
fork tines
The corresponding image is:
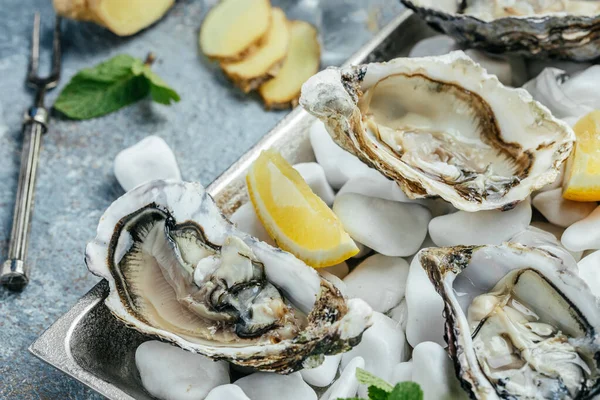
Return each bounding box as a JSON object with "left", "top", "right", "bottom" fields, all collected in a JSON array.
[{"left": 27, "top": 13, "right": 62, "bottom": 91}]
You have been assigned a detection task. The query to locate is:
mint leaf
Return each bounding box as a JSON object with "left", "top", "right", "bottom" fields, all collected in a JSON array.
[
  {"left": 130, "top": 59, "right": 145, "bottom": 76},
  {"left": 54, "top": 55, "right": 147, "bottom": 119},
  {"left": 54, "top": 54, "right": 179, "bottom": 120},
  {"left": 77, "top": 54, "right": 138, "bottom": 82},
  {"left": 131, "top": 60, "right": 180, "bottom": 105},
  {"left": 356, "top": 368, "right": 394, "bottom": 392},
  {"left": 388, "top": 382, "right": 423, "bottom": 400},
  {"left": 368, "top": 386, "right": 390, "bottom": 400},
  {"left": 143, "top": 67, "right": 181, "bottom": 105}
]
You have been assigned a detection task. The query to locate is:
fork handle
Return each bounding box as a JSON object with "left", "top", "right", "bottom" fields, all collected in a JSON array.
[{"left": 1, "top": 107, "right": 47, "bottom": 291}]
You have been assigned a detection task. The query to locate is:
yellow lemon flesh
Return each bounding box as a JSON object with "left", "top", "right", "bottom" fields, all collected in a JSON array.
[
  {"left": 563, "top": 111, "right": 600, "bottom": 202},
  {"left": 246, "top": 150, "right": 358, "bottom": 267}
]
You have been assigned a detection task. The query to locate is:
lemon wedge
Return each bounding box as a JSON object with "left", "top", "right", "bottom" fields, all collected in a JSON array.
[
  {"left": 563, "top": 111, "right": 600, "bottom": 202},
  {"left": 246, "top": 150, "right": 359, "bottom": 267}
]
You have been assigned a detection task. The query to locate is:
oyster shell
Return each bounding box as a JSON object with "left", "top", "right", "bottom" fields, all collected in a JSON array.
[
  {"left": 419, "top": 243, "right": 600, "bottom": 399},
  {"left": 85, "top": 180, "right": 372, "bottom": 373},
  {"left": 401, "top": 0, "right": 600, "bottom": 60},
  {"left": 462, "top": 0, "right": 600, "bottom": 19},
  {"left": 300, "top": 52, "right": 574, "bottom": 212}
]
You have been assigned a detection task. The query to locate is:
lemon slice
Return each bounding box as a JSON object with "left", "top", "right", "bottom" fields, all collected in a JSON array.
[
  {"left": 246, "top": 150, "right": 358, "bottom": 267},
  {"left": 563, "top": 111, "right": 600, "bottom": 202}
]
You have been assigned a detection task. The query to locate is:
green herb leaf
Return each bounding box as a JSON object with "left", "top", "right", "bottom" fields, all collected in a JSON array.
[
  {"left": 356, "top": 368, "right": 394, "bottom": 392},
  {"left": 79, "top": 54, "right": 138, "bottom": 82},
  {"left": 368, "top": 386, "right": 391, "bottom": 400},
  {"left": 54, "top": 54, "right": 179, "bottom": 120},
  {"left": 143, "top": 67, "right": 181, "bottom": 105},
  {"left": 388, "top": 382, "right": 424, "bottom": 400}
]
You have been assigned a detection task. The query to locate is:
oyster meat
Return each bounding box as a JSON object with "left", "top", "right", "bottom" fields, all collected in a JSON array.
[
  {"left": 419, "top": 243, "right": 600, "bottom": 399},
  {"left": 300, "top": 52, "right": 574, "bottom": 212},
  {"left": 401, "top": 0, "right": 600, "bottom": 60},
  {"left": 85, "top": 180, "right": 372, "bottom": 373}
]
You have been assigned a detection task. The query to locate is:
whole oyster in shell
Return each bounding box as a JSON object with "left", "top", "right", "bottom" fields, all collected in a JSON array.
[
  {"left": 419, "top": 243, "right": 600, "bottom": 399},
  {"left": 401, "top": 0, "right": 600, "bottom": 60},
  {"left": 85, "top": 180, "right": 372, "bottom": 373},
  {"left": 300, "top": 52, "right": 574, "bottom": 212}
]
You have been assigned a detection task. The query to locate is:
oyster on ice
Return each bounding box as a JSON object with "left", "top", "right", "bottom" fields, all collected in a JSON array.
[
  {"left": 300, "top": 52, "right": 574, "bottom": 212},
  {"left": 85, "top": 180, "right": 372, "bottom": 373},
  {"left": 401, "top": 0, "right": 600, "bottom": 60},
  {"left": 419, "top": 243, "right": 600, "bottom": 399}
]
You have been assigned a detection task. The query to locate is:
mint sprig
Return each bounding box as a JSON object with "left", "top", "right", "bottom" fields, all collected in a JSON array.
[
  {"left": 389, "top": 382, "right": 423, "bottom": 400},
  {"left": 368, "top": 386, "right": 391, "bottom": 400},
  {"left": 356, "top": 368, "right": 394, "bottom": 392},
  {"left": 338, "top": 368, "right": 423, "bottom": 400},
  {"left": 54, "top": 53, "right": 180, "bottom": 120}
]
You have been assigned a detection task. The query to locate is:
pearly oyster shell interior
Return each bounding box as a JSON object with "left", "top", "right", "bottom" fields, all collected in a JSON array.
[
  {"left": 401, "top": 0, "right": 600, "bottom": 60},
  {"left": 85, "top": 180, "right": 372, "bottom": 373},
  {"left": 300, "top": 52, "right": 575, "bottom": 212},
  {"left": 419, "top": 243, "right": 600, "bottom": 399}
]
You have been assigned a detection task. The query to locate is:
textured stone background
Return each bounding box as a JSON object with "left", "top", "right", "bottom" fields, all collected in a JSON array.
[{"left": 0, "top": 0, "right": 402, "bottom": 398}]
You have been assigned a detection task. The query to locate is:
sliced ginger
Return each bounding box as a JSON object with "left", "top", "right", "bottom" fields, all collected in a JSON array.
[
  {"left": 259, "top": 20, "right": 320, "bottom": 109},
  {"left": 200, "top": 0, "right": 272, "bottom": 62},
  {"left": 220, "top": 8, "right": 290, "bottom": 93},
  {"left": 53, "top": 0, "right": 174, "bottom": 36},
  {"left": 199, "top": 1, "right": 321, "bottom": 109},
  {"left": 562, "top": 110, "right": 600, "bottom": 202}
]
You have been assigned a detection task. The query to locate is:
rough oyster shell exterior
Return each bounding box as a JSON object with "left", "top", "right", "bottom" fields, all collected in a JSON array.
[
  {"left": 402, "top": 0, "right": 600, "bottom": 61},
  {"left": 418, "top": 243, "right": 600, "bottom": 399},
  {"left": 85, "top": 180, "right": 372, "bottom": 373},
  {"left": 300, "top": 52, "right": 574, "bottom": 212}
]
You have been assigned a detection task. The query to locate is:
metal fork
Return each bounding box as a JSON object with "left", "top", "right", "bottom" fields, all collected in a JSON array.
[{"left": 0, "top": 13, "right": 62, "bottom": 291}]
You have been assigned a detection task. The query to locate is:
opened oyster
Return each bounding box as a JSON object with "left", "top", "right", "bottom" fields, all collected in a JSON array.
[
  {"left": 85, "top": 180, "right": 372, "bottom": 373},
  {"left": 402, "top": 0, "right": 600, "bottom": 60},
  {"left": 419, "top": 243, "right": 600, "bottom": 399},
  {"left": 300, "top": 52, "right": 574, "bottom": 212}
]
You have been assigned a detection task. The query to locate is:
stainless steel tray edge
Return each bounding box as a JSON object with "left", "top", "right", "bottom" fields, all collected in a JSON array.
[
  {"left": 29, "top": 9, "right": 422, "bottom": 400},
  {"left": 30, "top": 281, "right": 138, "bottom": 400},
  {"left": 209, "top": 9, "right": 414, "bottom": 216}
]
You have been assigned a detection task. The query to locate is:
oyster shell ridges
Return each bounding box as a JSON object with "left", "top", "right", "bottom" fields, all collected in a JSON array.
[
  {"left": 85, "top": 180, "right": 372, "bottom": 373},
  {"left": 418, "top": 243, "right": 600, "bottom": 399},
  {"left": 401, "top": 0, "right": 600, "bottom": 60},
  {"left": 300, "top": 52, "right": 575, "bottom": 212}
]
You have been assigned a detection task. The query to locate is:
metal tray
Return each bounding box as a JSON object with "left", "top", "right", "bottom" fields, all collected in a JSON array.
[{"left": 29, "top": 10, "right": 438, "bottom": 400}]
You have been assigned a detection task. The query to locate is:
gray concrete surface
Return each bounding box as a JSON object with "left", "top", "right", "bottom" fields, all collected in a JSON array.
[{"left": 0, "top": 0, "right": 403, "bottom": 398}]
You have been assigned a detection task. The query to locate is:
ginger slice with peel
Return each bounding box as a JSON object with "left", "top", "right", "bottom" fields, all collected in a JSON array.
[
  {"left": 53, "top": 0, "right": 174, "bottom": 36},
  {"left": 259, "top": 20, "right": 320, "bottom": 109},
  {"left": 200, "top": 0, "right": 272, "bottom": 62},
  {"left": 221, "top": 8, "right": 290, "bottom": 93}
]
